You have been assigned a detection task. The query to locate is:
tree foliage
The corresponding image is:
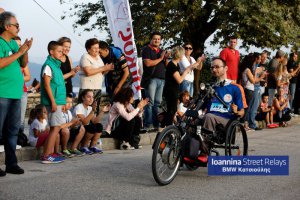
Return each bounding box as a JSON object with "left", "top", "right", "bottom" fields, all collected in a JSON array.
[{"left": 60, "top": 0, "right": 300, "bottom": 54}]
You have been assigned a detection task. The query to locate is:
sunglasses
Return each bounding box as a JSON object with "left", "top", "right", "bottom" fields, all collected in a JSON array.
[
  {"left": 184, "top": 47, "right": 193, "bottom": 50},
  {"left": 10, "top": 23, "right": 19, "bottom": 29}
]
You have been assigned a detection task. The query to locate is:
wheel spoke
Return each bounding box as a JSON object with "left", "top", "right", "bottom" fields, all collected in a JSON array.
[{"left": 152, "top": 126, "right": 182, "bottom": 185}]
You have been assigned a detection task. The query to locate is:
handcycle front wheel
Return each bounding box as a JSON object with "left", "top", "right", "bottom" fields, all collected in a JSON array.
[
  {"left": 225, "top": 121, "right": 248, "bottom": 156},
  {"left": 152, "top": 126, "right": 182, "bottom": 186}
]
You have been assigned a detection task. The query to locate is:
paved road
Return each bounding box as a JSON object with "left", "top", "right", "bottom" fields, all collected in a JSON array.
[{"left": 1, "top": 121, "right": 300, "bottom": 200}]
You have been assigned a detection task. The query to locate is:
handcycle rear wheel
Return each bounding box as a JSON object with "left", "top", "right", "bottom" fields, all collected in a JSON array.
[
  {"left": 225, "top": 121, "right": 248, "bottom": 156},
  {"left": 152, "top": 126, "right": 182, "bottom": 186}
]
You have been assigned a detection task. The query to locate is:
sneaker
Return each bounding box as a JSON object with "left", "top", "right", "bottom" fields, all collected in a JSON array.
[
  {"left": 267, "top": 124, "right": 278, "bottom": 128},
  {"left": 5, "top": 165, "right": 24, "bottom": 174},
  {"left": 89, "top": 146, "right": 103, "bottom": 154},
  {"left": 54, "top": 152, "right": 64, "bottom": 157},
  {"left": 41, "top": 155, "right": 64, "bottom": 164},
  {"left": 120, "top": 142, "right": 135, "bottom": 150},
  {"left": 70, "top": 149, "right": 85, "bottom": 157},
  {"left": 245, "top": 127, "right": 254, "bottom": 132},
  {"left": 62, "top": 149, "right": 75, "bottom": 158},
  {"left": 254, "top": 127, "right": 263, "bottom": 131},
  {"left": 134, "top": 145, "right": 143, "bottom": 149},
  {"left": 80, "top": 147, "right": 93, "bottom": 155},
  {"left": 0, "top": 168, "right": 6, "bottom": 177},
  {"left": 197, "top": 154, "right": 208, "bottom": 163},
  {"left": 51, "top": 153, "right": 66, "bottom": 161}
]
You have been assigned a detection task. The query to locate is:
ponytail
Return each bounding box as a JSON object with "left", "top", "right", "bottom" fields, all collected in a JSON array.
[{"left": 28, "top": 104, "right": 45, "bottom": 125}]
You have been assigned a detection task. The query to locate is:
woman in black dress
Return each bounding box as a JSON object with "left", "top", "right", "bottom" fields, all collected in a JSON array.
[
  {"left": 57, "top": 37, "right": 80, "bottom": 96},
  {"left": 163, "top": 46, "right": 202, "bottom": 126}
]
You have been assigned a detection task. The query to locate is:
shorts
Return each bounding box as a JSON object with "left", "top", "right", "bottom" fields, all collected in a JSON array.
[
  {"left": 45, "top": 105, "right": 64, "bottom": 127},
  {"left": 36, "top": 132, "right": 49, "bottom": 148},
  {"left": 69, "top": 126, "right": 81, "bottom": 142},
  {"left": 84, "top": 123, "right": 103, "bottom": 134}
]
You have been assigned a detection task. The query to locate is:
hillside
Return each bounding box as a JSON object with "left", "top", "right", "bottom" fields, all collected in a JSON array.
[{"left": 28, "top": 62, "right": 80, "bottom": 87}]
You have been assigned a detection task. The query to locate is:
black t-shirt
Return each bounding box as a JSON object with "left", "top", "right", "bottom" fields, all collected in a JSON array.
[
  {"left": 164, "top": 61, "right": 180, "bottom": 96},
  {"left": 267, "top": 58, "right": 279, "bottom": 89},
  {"left": 60, "top": 55, "right": 73, "bottom": 94},
  {"left": 141, "top": 45, "right": 166, "bottom": 80},
  {"left": 102, "top": 47, "right": 131, "bottom": 88},
  {"left": 287, "top": 60, "right": 297, "bottom": 84}
]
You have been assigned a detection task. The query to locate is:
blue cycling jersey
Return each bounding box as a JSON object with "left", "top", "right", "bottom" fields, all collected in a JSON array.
[{"left": 206, "top": 80, "right": 243, "bottom": 119}]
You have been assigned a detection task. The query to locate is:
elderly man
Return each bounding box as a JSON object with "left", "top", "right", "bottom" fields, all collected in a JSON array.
[{"left": 0, "top": 11, "right": 33, "bottom": 176}]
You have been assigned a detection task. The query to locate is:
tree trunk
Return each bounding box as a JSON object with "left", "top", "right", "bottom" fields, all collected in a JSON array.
[{"left": 191, "top": 39, "right": 205, "bottom": 98}]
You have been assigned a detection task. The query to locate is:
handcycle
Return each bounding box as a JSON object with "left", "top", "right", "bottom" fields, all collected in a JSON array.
[{"left": 151, "top": 83, "right": 248, "bottom": 185}]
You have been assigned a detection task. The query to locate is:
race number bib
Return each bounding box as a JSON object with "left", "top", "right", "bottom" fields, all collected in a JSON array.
[{"left": 210, "top": 103, "right": 228, "bottom": 113}]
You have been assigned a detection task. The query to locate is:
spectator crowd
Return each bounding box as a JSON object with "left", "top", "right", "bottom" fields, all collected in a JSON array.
[{"left": 1, "top": 9, "right": 300, "bottom": 177}]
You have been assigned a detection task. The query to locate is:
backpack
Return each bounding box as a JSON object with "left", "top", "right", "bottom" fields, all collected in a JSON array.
[
  {"left": 181, "top": 134, "right": 200, "bottom": 159},
  {"left": 17, "top": 131, "right": 28, "bottom": 147}
]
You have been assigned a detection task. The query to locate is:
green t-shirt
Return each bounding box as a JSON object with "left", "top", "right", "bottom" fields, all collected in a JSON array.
[{"left": 0, "top": 37, "right": 24, "bottom": 99}]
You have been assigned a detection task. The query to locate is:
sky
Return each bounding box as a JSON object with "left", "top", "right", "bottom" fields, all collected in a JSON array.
[
  {"left": 1, "top": 0, "right": 290, "bottom": 64},
  {"left": 1, "top": 0, "right": 107, "bottom": 64}
]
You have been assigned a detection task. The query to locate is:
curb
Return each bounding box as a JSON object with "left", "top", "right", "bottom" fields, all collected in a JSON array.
[
  {"left": 1, "top": 116, "right": 300, "bottom": 165},
  {"left": 0, "top": 132, "right": 158, "bottom": 165}
]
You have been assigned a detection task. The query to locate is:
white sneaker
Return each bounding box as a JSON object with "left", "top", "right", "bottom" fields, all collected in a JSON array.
[{"left": 120, "top": 142, "right": 135, "bottom": 150}]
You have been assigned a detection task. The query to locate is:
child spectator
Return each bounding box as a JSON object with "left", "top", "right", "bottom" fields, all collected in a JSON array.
[
  {"left": 28, "top": 104, "right": 49, "bottom": 148},
  {"left": 255, "top": 94, "right": 278, "bottom": 128},
  {"left": 40, "top": 41, "right": 66, "bottom": 164},
  {"left": 177, "top": 90, "right": 190, "bottom": 118},
  {"left": 60, "top": 94, "right": 85, "bottom": 157},
  {"left": 273, "top": 87, "right": 291, "bottom": 127},
  {"left": 73, "top": 89, "right": 109, "bottom": 154}
]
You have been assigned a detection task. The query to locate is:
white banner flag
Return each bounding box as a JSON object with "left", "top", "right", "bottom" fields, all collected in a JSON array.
[{"left": 103, "top": 0, "right": 141, "bottom": 99}]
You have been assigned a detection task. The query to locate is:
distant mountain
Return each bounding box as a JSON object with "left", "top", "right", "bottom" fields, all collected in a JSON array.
[
  {"left": 27, "top": 62, "right": 42, "bottom": 85},
  {"left": 28, "top": 61, "right": 80, "bottom": 87}
]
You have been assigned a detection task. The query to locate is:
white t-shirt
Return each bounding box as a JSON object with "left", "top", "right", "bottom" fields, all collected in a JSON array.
[
  {"left": 29, "top": 119, "right": 48, "bottom": 147},
  {"left": 242, "top": 68, "right": 254, "bottom": 91},
  {"left": 42, "top": 65, "right": 52, "bottom": 78},
  {"left": 79, "top": 53, "right": 104, "bottom": 89},
  {"left": 62, "top": 110, "right": 73, "bottom": 124},
  {"left": 178, "top": 55, "right": 196, "bottom": 82},
  {"left": 178, "top": 103, "right": 187, "bottom": 113},
  {"left": 73, "top": 103, "right": 92, "bottom": 118}
]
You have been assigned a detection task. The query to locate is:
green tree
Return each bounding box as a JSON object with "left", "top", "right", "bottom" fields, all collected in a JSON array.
[{"left": 61, "top": 0, "right": 300, "bottom": 54}]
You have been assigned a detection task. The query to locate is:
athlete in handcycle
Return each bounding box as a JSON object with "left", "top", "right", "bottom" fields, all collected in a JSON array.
[{"left": 152, "top": 57, "right": 248, "bottom": 185}]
